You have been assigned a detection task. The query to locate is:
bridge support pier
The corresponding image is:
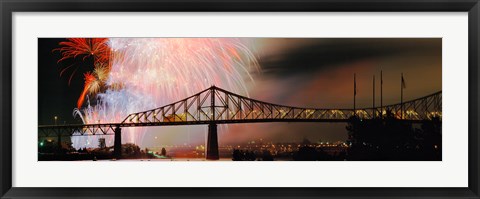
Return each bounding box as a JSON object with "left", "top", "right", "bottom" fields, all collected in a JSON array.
[
  {"left": 57, "top": 133, "right": 62, "bottom": 152},
  {"left": 114, "top": 126, "right": 122, "bottom": 159},
  {"left": 206, "top": 123, "right": 219, "bottom": 160}
]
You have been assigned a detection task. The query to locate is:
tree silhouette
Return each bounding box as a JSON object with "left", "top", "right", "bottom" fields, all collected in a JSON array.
[{"left": 346, "top": 110, "right": 440, "bottom": 161}]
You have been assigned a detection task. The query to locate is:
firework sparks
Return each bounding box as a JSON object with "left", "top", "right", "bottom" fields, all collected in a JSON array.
[
  {"left": 66, "top": 38, "right": 259, "bottom": 148},
  {"left": 75, "top": 63, "right": 110, "bottom": 108},
  {"left": 55, "top": 38, "right": 112, "bottom": 108},
  {"left": 55, "top": 38, "right": 110, "bottom": 81},
  {"left": 55, "top": 38, "right": 111, "bottom": 64}
]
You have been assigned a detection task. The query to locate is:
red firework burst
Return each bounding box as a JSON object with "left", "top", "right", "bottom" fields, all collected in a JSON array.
[
  {"left": 54, "top": 38, "right": 112, "bottom": 108},
  {"left": 55, "top": 38, "right": 111, "bottom": 64},
  {"left": 77, "top": 72, "right": 98, "bottom": 109}
]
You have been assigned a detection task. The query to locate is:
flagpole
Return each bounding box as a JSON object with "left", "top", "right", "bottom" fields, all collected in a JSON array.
[
  {"left": 401, "top": 73, "right": 403, "bottom": 119},
  {"left": 354, "top": 73, "right": 356, "bottom": 117},
  {"left": 380, "top": 70, "right": 383, "bottom": 119},
  {"left": 373, "top": 75, "right": 375, "bottom": 119}
]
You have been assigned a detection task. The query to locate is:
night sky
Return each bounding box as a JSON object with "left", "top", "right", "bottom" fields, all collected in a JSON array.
[
  {"left": 39, "top": 38, "right": 89, "bottom": 125},
  {"left": 38, "top": 38, "right": 441, "bottom": 147}
]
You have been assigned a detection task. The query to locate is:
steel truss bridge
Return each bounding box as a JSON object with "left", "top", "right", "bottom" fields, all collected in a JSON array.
[{"left": 38, "top": 86, "right": 442, "bottom": 160}]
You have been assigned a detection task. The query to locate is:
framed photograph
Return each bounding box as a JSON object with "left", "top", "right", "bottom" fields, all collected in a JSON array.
[{"left": 1, "top": 0, "right": 479, "bottom": 198}]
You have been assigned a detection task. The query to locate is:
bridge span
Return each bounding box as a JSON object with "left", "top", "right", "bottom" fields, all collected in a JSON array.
[{"left": 38, "top": 86, "right": 442, "bottom": 160}]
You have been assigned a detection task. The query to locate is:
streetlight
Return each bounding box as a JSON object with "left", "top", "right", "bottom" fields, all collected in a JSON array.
[{"left": 54, "top": 116, "right": 58, "bottom": 125}]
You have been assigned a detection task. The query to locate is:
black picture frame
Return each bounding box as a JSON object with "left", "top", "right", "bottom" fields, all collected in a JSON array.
[{"left": 1, "top": 0, "right": 479, "bottom": 198}]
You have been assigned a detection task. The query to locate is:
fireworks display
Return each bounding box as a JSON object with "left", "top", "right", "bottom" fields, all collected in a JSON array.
[
  {"left": 41, "top": 38, "right": 443, "bottom": 162},
  {"left": 55, "top": 38, "right": 259, "bottom": 148}
]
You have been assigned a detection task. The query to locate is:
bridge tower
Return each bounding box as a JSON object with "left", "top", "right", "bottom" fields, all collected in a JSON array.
[
  {"left": 206, "top": 86, "right": 220, "bottom": 160},
  {"left": 114, "top": 126, "right": 122, "bottom": 159},
  {"left": 206, "top": 123, "right": 219, "bottom": 160}
]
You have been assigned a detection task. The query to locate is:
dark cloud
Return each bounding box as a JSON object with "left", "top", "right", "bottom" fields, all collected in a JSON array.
[{"left": 258, "top": 38, "right": 441, "bottom": 77}]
